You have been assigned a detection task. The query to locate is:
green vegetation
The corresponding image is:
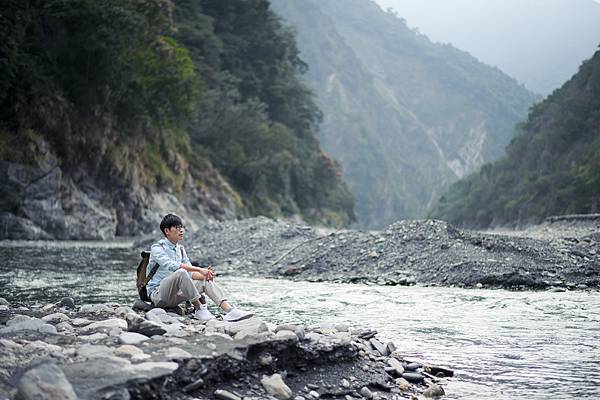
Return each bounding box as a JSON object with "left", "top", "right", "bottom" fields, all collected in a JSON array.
[
  {"left": 430, "top": 49, "right": 600, "bottom": 227},
  {"left": 0, "top": 0, "right": 354, "bottom": 226}
]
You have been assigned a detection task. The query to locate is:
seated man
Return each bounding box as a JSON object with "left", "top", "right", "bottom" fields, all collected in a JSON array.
[{"left": 147, "top": 213, "right": 253, "bottom": 322}]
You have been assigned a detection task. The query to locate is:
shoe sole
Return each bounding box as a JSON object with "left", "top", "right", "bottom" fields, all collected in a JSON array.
[{"left": 225, "top": 313, "right": 254, "bottom": 322}]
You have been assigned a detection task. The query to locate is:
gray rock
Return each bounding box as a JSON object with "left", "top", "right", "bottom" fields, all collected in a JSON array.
[
  {"left": 308, "top": 390, "right": 320, "bottom": 399},
  {"left": 164, "top": 347, "right": 192, "bottom": 360},
  {"left": 401, "top": 372, "right": 424, "bottom": 383},
  {"left": 41, "top": 312, "right": 70, "bottom": 324},
  {"left": 423, "top": 383, "right": 445, "bottom": 398},
  {"left": 214, "top": 389, "right": 242, "bottom": 400},
  {"left": 17, "top": 363, "right": 77, "bottom": 400},
  {"left": 258, "top": 352, "right": 273, "bottom": 366},
  {"left": 387, "top": 358, "right": 404, "bottom": 376},
  {"left": 126, "top": 313, "right": 167, "bottom": 337},
  {"left": 275, "top": 330, "right": 299, "bottom": 343},
  {"left": 114, "top": 345, "right": 144, "bottom": 358},
  {"left": 132, "top": 299, "right": 154, "bottom": 312},
  {"left": 0, "top": 305, "right": 9, "bottom": 324},
  {"left": 0, "top": 316, "right": 57, "bottom": 334},
  {"left": 146, "top": 308, "right": 181, "bottom": 325},
  {"left": 77, "top": 344, "right": 113, "bottom": 358},
  {"left": 0, "top": 297, "right": 9, "bottom": 306},
  {"left": 369, "top": 338, "right": 389, "bottom": 356},
  {"left": 360, "top": 386, "right": 373, "bottom": 399},
  {"left": 59, "top": 297, "right": 75, "bottom": 309},
  {"left": 404, "top": 362, "right": 420, "bottom": 371},
  {"left": 80, "top": 318, "right": 127, "bottom": 333},
  {"left": 71, "top": 318, "right": 92, "bottom": 327},
  {"left": 79, "top": 304, "right": 113, "bottom": 313},
  {"left": 119, "top": 332, "right": 150, "bottom": 345},
  {"left": 79, "top": 333, "right": 108, "bottom": 341},
  {"left": 261, "top": 373, "right": 293, "bottom": 400}
]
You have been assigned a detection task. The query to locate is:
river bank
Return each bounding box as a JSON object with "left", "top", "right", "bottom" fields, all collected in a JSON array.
[
  {"left": 142, "top": 216, "right": 600, "bottom": 291},
  {"left": 0, "top": 297, "right": 451, "bottom": 400}
]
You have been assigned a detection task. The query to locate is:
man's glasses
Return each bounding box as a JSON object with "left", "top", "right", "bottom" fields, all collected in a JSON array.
[{"left": 172, "top": 225, "right": 185, "bottom": 231}]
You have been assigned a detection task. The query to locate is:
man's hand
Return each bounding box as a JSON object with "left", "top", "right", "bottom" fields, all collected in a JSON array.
[{"left": 199, "top": 267, "right": 215, "bottom": 281}]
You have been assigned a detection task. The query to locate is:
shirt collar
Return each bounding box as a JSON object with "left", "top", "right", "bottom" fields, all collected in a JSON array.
[{"left": 160, "top": 238, "right": 178, "bottom": 250}]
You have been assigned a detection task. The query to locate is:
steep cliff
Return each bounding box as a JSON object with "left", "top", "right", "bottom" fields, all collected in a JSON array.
[
  {"left": 430, "top": 49, "right": 600, "bottom": 227},
  {"left": 270, "top": 0, "right": 539, "bottom": 228}
]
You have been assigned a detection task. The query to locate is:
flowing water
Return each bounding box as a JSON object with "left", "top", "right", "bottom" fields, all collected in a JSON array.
[{"left": 1, "top": 241, "right": 599, "bottom": 399}]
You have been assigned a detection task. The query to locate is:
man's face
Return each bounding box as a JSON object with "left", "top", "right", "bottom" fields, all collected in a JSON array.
[{"left": 165, "top": 224, "right": 185, "bottom": 244}]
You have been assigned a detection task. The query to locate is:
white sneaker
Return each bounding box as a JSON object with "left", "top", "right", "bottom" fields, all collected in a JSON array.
[
  {"left": 223, "top": 307, "right": 254, "bottom": 322},
  {"left": 194, "top": 305, "right": 216, "bottom": 321}
]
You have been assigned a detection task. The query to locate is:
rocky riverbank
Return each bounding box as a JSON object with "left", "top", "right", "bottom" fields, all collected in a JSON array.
[
  {"left": 0, "top": 297, "right": 452, "bottom": 400},
  {"left": 162, "top": 216, "right": 600, "bottom": 291}
]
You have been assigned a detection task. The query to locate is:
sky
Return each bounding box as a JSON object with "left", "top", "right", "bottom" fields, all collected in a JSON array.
[{"left": 371, "top": 0, "right": 600, "bottom": 94}]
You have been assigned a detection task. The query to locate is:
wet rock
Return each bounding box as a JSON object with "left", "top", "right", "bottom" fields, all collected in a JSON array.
[
  {"left": 402, "top": 372, "right": 424, "bottom": 383},
  {"left": 214, "top": 389, "right": 242, "bottom": 400},
  {"left": 261, "top": 373, "right": 293, "bottom": 400},
  {"left": 404, "top": 362, "right": 421, "bottom": 371},
  {"left": 119, "top": 332, "right": 150, "bottom": 345},
  {"left": 423, "top": 383, "right": 445, "bottom": 398},
  {"left": 369, "top": 338, "right": 389, "bottom": 356},
  {"left": 59, "top": 297, "right": 75, "bottom": 309},
  {"left": 17, "top": 362, "right": 77, "bottom": 400}
]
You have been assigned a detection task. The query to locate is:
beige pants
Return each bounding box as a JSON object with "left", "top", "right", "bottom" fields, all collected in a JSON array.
[{"left": 150, "top": 269, "right": 227, "bottom": 308}]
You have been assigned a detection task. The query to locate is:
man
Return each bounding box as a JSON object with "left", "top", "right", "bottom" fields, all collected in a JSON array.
[{"left": 147, "top": 213, "right": 253, "bottom": 322}]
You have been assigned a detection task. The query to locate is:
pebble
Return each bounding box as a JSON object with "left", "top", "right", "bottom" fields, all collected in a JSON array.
[
  {"left": 404, "top": 362, "right": 420, "bottom": 371},
  {"left": 0, "top": 297, "right": 10, "bottom": 306},
  {"left": 308, "top": 390, "right": 320, "bottom": 398},
  {"left": 165, "top": 347, "right": 192, "bottom": 360},
  {"left": 115, "top": 345, "right": 144, "bottom": 357},
  {"left": 41, "top": 312, "right": 70, "bottom": 323},
  {"left": 423, "top": 383, "right": 445, "bottom": 398},
  {"left": 214, "top": 389, "right": 241, "bottom": 400},
  {"left": 402, "top": 372, "right": 424, "bottom": 383},
  {"left": 17, "top": 363, "right": 77, "bottom": 400}
]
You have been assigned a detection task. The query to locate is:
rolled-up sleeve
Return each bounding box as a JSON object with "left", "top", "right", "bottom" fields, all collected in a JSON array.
[{"left": 151, "top": 243, "right": 180, "bottom": 272}]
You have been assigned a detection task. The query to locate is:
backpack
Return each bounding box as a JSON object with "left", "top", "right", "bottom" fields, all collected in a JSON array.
[{"left": 136, "top": 251, "right": 159, "bottom": 302}]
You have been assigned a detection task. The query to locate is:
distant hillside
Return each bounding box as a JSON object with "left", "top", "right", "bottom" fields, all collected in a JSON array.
[
  {"left": 430, "top": 49, "right": 600, "bottom": 228},
  {"left": 375, "top": 0, "right": 600, "bottom": 95},
  {"left": 0, "top": 0, "right": 354, "bottom": 239},
  {"left": 270, "top": 0, "right": 538, "bottom": 228}
]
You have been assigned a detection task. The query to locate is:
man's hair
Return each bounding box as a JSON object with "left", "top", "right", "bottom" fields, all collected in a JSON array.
[{"left": 160, "top": 213, "right": 183, "bottom": 236}]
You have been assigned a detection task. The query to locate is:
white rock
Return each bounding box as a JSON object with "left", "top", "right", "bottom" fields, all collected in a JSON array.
[
  {"left": 41, "top": 313, "right": 70, "bottom": 323},
  {"left": 71, "top": 318, "right": 92, "bottom": 327},
  {"left": 80, "top": 318, "right": 127, "bottom": 333},
  {"left": 79, "top": 333, "right": 108, "bottom": 341},
  {"left": 0, "top": 317, "right": 57, "bottom": 335},
  {"left": 275, "top": 330, "right": 299, "bottom": 343},
  {"left": 77, "top": 344, "right": 113, "bottom": 358},
  {"left": 80, "top": 304, "right": 113, "bottom": 313},
  {"left": 119, "top": 332, "right": 150, "bottom": 345},
  {"left": 17, "top": 363, "right": 77, "bottom": 400},
  {"left": 261, "top": 373, "right": 293, "bottom": 400},
  {"left": 165, "top": 347, "right": 192, "bottom": 360},
  {"left": 115, "top": 345, "right": 144, "bottom": 357}
]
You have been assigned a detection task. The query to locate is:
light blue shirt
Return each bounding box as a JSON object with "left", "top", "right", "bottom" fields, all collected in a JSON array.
[{"left": 146, "top": 238, "right": 192, "bottom": 297}]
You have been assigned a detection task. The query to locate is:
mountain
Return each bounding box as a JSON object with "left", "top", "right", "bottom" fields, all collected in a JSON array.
[
  {"left": 0, "top": 0, "right": 354, "bottom": 239},
  {"left": 374, "top": 0, "right": 600, "bottom": 95},
  {"left": 430, "top": 49, "right": 600, "bottom": 228},
  {"left": 270, "top": 0, "right": 538, "bottom": 229}
]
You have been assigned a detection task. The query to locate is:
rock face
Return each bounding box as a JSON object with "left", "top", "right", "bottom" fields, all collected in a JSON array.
[
  {"left": 0, "top": 301, "right": 453, "bottom": 399},
  {"left": 179, "top": 217, "right": 600, "bottom": 290},
  {"left": 0, "top": 136, "right": 241, "bottom": 240}
]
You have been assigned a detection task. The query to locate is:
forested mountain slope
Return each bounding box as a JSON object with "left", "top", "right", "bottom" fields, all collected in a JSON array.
[
  {"left": 0, "top": 0, "right": 354, "bottom": 239},
  {"left": 430, "top": 49, "right": 600, "bottom": 227},
  {"left": 270, "top": 0, "right": 538, "bottom": 228}
]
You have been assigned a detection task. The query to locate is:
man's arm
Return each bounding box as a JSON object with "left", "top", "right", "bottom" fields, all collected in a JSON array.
[
  {"left": 179, "top": 246, "right": 214, "bottom": 280},
  {"left": 150, "top": 243, "right": 181, "bottom": 271}
]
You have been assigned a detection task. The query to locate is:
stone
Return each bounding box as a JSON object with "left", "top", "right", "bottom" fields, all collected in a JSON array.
[
  {"left": 17, "top": 363, "right": 77, "bottom": 400},
  {"left": 41, "top": 312, "right": 70, "bottom": 324},
  {"left": 261, "top": 373, "right": 293, "bottom": 400},
  {"left": 59, "top": 297, "right": 75, "bottom": 309},
  {"left": 214, "top": 389, "right": 242, "bottom": 400},
  {"left": 79, "top": 333, "right": 108, "bottom": 341},
  {"left": 165, "top": 347, "right": 192, "bottom": 360},
  {"left": 119, "top": 332, "right": 150, "bottom": 345},
  {"left": 308, "top": 390, "right": 320, "bottom": 398},
  {"left": 0, "top": 305, "right": 10, "bottom": 324},
  {"left": 258, "top": 352, "right": 273, "bottom": 366},
  {"left": 55, "top": 322, "right": 75, "bottom": 333},
  {"left": 275, "top": 330, "right": 299, "bottom": 343},
  {"left": 115, "top": 345, "right": 144, "bottom": 357},
  {"left": 360, "top": 386, "right": 373, "bottom": 399},
  {"left": 80, "top": 318, "right": 127, "bottom": 333},
  {"left": 401, "top": 372, "right": 424, "bottom": 383},
  {"left": 394, "top": 378, "right": 411, "bottom": 391},
  {"left": 404, "top": 362, "right": 420, "bottom": 371},
  {"left": 0, "top": 297, "right": 9, "bottom": 306},
  {"left": 386, "top": 342, "right": 396, "bottom": 354},
  {"left": 126, "top": 313, "right": 167, "bottom": 336},
  {"left": 71, "top": 318, "right": 92, "bottom": 327},
  {"left": 0, "top": 316, "right": 57, "bottom": 335},
  {"left": 132, "top": 299, "right": 154, "bottom": 312},
  {"left": 369, "top": 338, "right": 389, "bottom": 356},
  {"left": 146, "top": 308, "right": 180, "bottom": 325},
  {"left": 79, "top": 304, "right": 113, "bottom": 313},
  {"left": 77, "top": 344, "right": 113, "bottom": 358},
  {"left": 423, "top": 383, "right": 445, "bottom": 398},
  {"left": 341, "top": 379, "right": 350, "bottom": 388},
  {"left": 387, "top": 358, "right": 404, "bottom": 375},
  {"left": 114, "top": 306, "right": 134, "bottom": 317},
  {"left": 183, "top": 378, "right": 205, "bottom": 393}
]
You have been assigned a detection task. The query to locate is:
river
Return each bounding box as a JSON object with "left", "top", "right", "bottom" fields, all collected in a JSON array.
[{"left": 1, "top": 241, "right": 599, "bottom": 399}]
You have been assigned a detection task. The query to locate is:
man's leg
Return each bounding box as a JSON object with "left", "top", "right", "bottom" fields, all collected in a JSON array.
[
  {"left": 152, "top": 269, "right": 202, "bottom": 309},
  {"left": 193, "top": 277, "right": 230, "bottom": 311}
]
